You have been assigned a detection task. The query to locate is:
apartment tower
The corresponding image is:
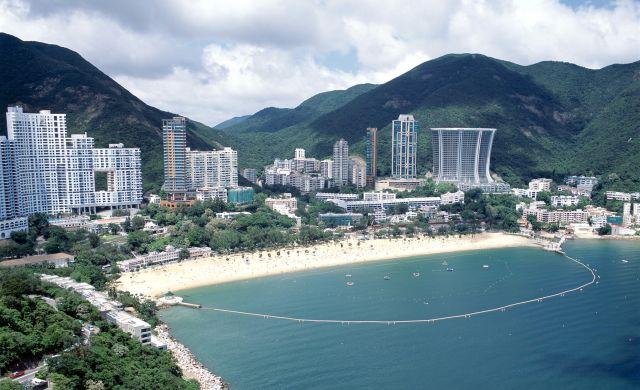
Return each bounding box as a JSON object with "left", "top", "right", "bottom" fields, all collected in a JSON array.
[
  {"left": 162, "top": 116, "right": 190, "bottom": 196},
  {"left": 391, "top": 115, "right": 418, "bottom": 179},
  {"left": 430, "top": 128, "right": 496, "bottom": 184},
  {"left": 332, "top": 138, "right": 349, "bottom": 187},
  {"left": 365, "top": 127, "right": 378, "bottom": 187}
]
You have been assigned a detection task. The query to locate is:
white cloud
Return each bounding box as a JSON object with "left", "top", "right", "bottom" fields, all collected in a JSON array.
[
  {"left": 116, "top": 44, "right": 367, "bottom": 124},
  {"left": 0, "top": 0, "right": 638, "bottom": 125}
]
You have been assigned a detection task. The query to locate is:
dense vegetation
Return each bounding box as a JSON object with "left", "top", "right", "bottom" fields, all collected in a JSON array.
[
  {"left": 222, "top": 54, "right": 640, "bottom": 191},
  {"left": 138, "top": 197, "right": 331, "bottom": 253},
  {"left": 0, "top": 214, "right": 131, "bottom": 289},
  {"left": 0, "top": 269, "right": 196, "bottom": 389},
  {"left": 0, "top": 270, "right": 80, "bottom": 372}
]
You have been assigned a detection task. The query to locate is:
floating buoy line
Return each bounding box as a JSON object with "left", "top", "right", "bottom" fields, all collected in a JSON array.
[{"left": 198, "top": 254, "right": 596, "bottom": 325}]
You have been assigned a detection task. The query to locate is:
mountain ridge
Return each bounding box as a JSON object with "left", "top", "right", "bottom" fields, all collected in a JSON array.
[
  {"left": 0, "top": 32, "right": 231, "bottom": 191},
  {"left": 221, "top": 53, "right": 640, "bottom": 188}
]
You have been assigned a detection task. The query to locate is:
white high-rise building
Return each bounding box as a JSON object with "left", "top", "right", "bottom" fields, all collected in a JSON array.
[
  {"left": 349, "top": 157, "right": 366, "bottom": 188},
  {"left": 4, "top": 106, "right": 142, "bottom": 217},
  {"left": 332, "top": 139, "right": 349, "bottom": 187},
  {"left": 162, "top": 117, "right": 190, "bottom": 195},
  {"left": 295, "top": 148, "right": 305, "bottom": 160},
  {"left": 186, "top": 147, "right": 238, "bottom": 189},
  {"left": 0, "top": 136, "right": 27, "bottom": 238},
  {"left": 622, "top": 202, "right": 632, "bottom": 227},
  {"left": 321, "top": 159, "right": 333, "bottom": 179},
  {"left": 431, "top": 128, "right": 496, "bottom": 185},
  {"left": 391, "top": 115, "right": 418, "bottom": 179},
  {"left": 92, "top": 144, "right": 142, "bottom": 208},
  {"left": 7, "top": 107, "right": 70, "bottom": 214}
]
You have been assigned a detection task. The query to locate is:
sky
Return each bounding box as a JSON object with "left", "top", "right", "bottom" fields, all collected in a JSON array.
[{"left": 0, "top": 0, "right": 639, "bottom": 126}]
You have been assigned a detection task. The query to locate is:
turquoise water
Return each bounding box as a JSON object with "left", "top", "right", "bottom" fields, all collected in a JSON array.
[{"left": 160, "top": 240, "right": 640, "bottom": 389}]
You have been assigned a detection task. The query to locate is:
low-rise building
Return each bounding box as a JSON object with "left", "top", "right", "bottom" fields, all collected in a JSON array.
[
  {"left": 331, "top": 196, "right": 441, "bottom": 213},
  {"left": 529, "top": 178, "right": 552, "bottom": 192},
  {"left": 195, "top": 186, "right": 227, "bottom": 201},
  {"left": 458, "top": 181, "right": 511, "bottom": 193},
  {"left": 511, "top": 188, "right": 538, "bottom": 199},
  {"left": 0, "top": 217, "right": 28, "bottom": 239},
  {"left": 557, "top": 185, "right": 592, "bottom": 198},
  {"left": 523, "top": 208, "right": 588, "bottom": 226},
  {"left": 565, "top": 175, "right": 598, "bottom": 189},
  {"left": 105, "top": 311, "right": 152, "bottom": 344},
  {"left": 363, "top": 192, "right": 396, "bottom": 202},
  {"left": 440, "top": 190, "right": 465, "bottom": 205},
  {"left": 551, "top": 195, "right": 580, "bottom": 207},
  {"left": 148, "top": 194, "right": 161, "bottom": 204},
  {"left": 271, "top": 204, "right": 301, "bottom": 226},
  {"left": 590, "top": 215, "right": 608, "bottom": 229},
  {"left": 315, "top": 192, "right": 359, "bottom": 202},
  {"left": 606, "top": 191, "right": 640, "bottom": 201},
  {"left": 49, "top": 215, "right": 90, "bottom": 230},
  {"left": 319, "top": 213, "right": 363, "bottom": 227},
  {"left": 215, "top": 211, "right": 251, "bottom": 219},
  {"left": 265, "top": 194, "right": 298, "bottom": 211},
  {"left": 374, "top": 178, "right": 425, "bottom": 192},
  {"left": 118, "top": 246, "right": 212, "bottom": 272},
  {"left": 38, "top": 274, "right": 164, "bottom": 348},
  {"left": 227, "top": 187, "right": 254, "bottom": 204}
]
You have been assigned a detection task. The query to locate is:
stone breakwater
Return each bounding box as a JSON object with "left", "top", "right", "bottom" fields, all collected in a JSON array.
[{"left": 156, "top": 324, "right": 227, "bottom": 390}]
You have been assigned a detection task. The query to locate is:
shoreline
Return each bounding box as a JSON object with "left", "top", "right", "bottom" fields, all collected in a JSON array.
[
  {"left": 156, "top": 324, "right": 227, "bottom": 390},
  {"left": 116, "top": 232, "right": 537, "bottom": 299}
]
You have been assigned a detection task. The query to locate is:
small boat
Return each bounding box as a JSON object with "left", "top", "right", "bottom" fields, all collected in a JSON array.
[
  {"left": 412, "top": 272, "right": 420, "bottom": 277},
  {"left": 346, "top": 281, "right": 354, "bottom": 286},
  {"left": 383, "top": 275, "right": 391, "bottom": 280},
  {"left": 482, "top": 265, "right": 489, "bottom": 269},
  {"left": 446, "top": 268, "right": 454, "bottom": 272},
  {"left": 345, "top": 274, "right": 352, "bottom": 277},
  {"left": 442, "top": 261, "right": 448, "bottom": 266},
  {"left": 621, "top": 259, "right": 629, "bottom": 263}
]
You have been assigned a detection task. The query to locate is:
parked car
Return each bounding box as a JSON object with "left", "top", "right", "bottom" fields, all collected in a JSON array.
[{"left": 9, "top": 370, "right": 25, "bottom": 378}]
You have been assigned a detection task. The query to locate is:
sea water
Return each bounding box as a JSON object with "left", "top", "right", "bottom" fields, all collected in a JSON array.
[{"left": 160, "top": 240, "right": 640, "bottom": 389}]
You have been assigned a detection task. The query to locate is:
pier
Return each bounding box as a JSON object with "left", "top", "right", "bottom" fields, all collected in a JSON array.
[{"left": 198, "top": 253, "right": 597, "bottom": 325}]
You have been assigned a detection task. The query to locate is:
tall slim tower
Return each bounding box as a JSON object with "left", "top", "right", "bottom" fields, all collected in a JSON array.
[
  {"left": 0, "top": 137, "right": 21, "bottom": 220},
  {"left": 0, "top": 136, "right": 27, "bottom": 238},
  {"left": 365, "top": 127, "right": 378, "bottom": 187},
  {"left": 332, "top": 138, "right": 349, "bottom": 187},
  {"left": 391, "top": 115, "right": 418, "bottom": 179},
  {"left": 162, "top": 117, "right": 190, "bottom": 196},
  {"left": 430, "top": 128, "right": 496, "bottom": 184}
]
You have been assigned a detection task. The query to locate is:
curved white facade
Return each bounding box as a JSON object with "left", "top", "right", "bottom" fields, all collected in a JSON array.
[{"left": 431, "top": 128, "right": 496, "bottom": 184}]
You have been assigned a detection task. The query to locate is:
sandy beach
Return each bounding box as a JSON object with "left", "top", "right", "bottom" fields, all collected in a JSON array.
[{"left": 116, "top": 232, "right": 536, "bottom": 298}]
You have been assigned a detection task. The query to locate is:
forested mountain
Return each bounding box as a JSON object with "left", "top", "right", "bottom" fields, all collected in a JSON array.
[
  {"left": 0, "top": 33, "right": 230, "bottom": 191},
  {"left": 3, "top": 31, "right": 637, "bottom": 190},
  {"left": 221, "top": 54, "right": 640, "bottom": 188}
]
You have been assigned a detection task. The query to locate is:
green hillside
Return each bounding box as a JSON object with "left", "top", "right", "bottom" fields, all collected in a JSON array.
[
  {"left": 223, "top": 54, "right": 640, "bottom": 188},
  {"left": 0, "top": 33, "right": 231, "bottom": 192},
  {"left": 217, "top": 83, "right": 376, "bottom": 134}
]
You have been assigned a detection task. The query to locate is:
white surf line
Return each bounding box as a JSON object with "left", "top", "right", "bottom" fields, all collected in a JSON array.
[{"left": 199, "top": 254, "right": 597, "bottom": 325}]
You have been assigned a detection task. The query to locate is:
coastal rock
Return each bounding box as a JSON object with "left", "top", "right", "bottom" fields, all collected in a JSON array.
[{"left": 156, "top": 324, "right": 227, "bottom": 390}]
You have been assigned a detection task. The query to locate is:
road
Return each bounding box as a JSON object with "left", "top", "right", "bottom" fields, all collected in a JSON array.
[{"left": 13, "top": 365, "right": 45, "bottom": 384}]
